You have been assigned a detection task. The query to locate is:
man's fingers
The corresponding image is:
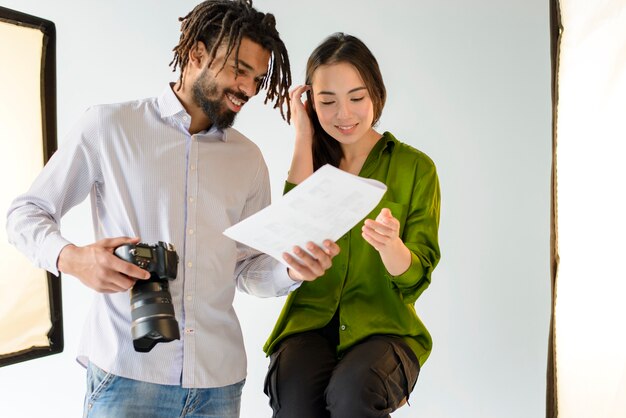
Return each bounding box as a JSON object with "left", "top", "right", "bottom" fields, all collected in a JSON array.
[
  {"left": 284, "top": 246, "right": 323, "bottom": 279},
  {"left": 109, "top": 272, "right": 137, "bottom": 291},
  {"left": 283, "top": 251, "right": 303, "bottom": 269},
  {"left": 89, "top": 270, "right": 135, "bottom": 293},
  {"left": 323, "top": 240, "right": 340, "bottom": 257},
  {"left": 310, "top": 244, "right": 334, "bottom": 270},
  {"left": 96, "top": 237, "right": 150, "bottom": 280},
  {"left": 105, "top": 281, "right": 134, "bottom": 293},
  {"left": 101, "top": 275, "right": 135, "bottom": 293},
  {"left": 284, "top": 240, "right": 339, "bottom": 282},
  {"left": 283, "top": 252, "right": 310, "bottom": 281},
  {"left": 292, "top": 246, "right": 323, "bottom": 275},
  {"left": 108, "top": 255, "right": 150, "bottom": 280}
]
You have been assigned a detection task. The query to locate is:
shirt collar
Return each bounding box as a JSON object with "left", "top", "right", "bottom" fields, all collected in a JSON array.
[
  {"left": 367, "top": 131, "right": 396, "bottom": 160},
  {"left": 377, "top": 131, "right": 397, "bottom": 154},
  {"left": 157, "top": 83, "right": 227, "bottom": 142},
  {"left": 360, "top": 132, "right": 396, "bottom": 177},
  {"left": 158, "top": 83, "right": 186, "bottom": 119}
]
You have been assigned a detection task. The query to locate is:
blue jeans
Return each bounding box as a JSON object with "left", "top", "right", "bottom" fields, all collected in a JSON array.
[{"left": 83, "top": 362, "right": 244, "bottom": 418}]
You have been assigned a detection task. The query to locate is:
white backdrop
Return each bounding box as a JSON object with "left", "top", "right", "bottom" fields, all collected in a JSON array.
[{"left": 0, "top": 1, "right": 551, "bottom": 417}]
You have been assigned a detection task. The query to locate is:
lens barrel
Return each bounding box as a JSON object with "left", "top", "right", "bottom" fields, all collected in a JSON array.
[{"left": 129, "top": 277, "right": 180, "bottom": 352}]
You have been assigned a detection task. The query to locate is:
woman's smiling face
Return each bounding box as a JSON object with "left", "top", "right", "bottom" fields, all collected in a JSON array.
[{"left": 311, "top": 62, "right": 375, "bottom": 146}]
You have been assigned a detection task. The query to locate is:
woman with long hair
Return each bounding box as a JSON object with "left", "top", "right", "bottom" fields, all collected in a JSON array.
[{"left": 263, "top": 33, "right": 441, "bottom": 418}]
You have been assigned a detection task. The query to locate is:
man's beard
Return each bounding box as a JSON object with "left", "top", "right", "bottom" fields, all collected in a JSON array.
[{"left": 192, "top": 72, "right": 240, "bottom": 130}]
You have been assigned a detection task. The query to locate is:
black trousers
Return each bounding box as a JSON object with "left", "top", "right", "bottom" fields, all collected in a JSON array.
[{"left": 264, "top": 331, "right": 420, "bottom": 418}]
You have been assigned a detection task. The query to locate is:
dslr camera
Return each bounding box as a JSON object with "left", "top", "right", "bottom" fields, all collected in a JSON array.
[{"left": 114, "top": 241, "right": 180, "bottom": 352}]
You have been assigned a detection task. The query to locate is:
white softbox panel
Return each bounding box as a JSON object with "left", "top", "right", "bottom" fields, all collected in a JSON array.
[
  {"left": 552, "top": 1, "right": 626, "bottom": 417},
  {"left": 0, "top": 6, "right": 62, "bottom": 366}
]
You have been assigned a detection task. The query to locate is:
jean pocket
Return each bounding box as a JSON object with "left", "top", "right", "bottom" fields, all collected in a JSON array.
[{"left": 86, "top": 362, "right": 116, "bottom": 403}]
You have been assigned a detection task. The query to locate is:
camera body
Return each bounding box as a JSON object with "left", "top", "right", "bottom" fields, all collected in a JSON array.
[
  {"left": 114, "top": 241, "right": 178, "bottom": 281},
  {"left": 114, "top": 241, "right": 180, "bottom": 353}
]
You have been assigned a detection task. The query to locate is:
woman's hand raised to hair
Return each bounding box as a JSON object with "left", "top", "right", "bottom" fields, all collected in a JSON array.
[
  {"left": 289, "top": 84, "right": 314, "bottom": 143},
  {"left": 287, "top": 84, "right": 316, "bottom": 184}
]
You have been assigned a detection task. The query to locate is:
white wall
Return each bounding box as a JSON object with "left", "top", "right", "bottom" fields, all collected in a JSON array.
[{"left": 0, "top": 1, "right": 552, "bottom": 417}]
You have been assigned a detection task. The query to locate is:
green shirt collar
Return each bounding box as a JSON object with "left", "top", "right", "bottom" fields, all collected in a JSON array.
[{"left": 360, "top": 131, "right": 397, "bottom": 177}]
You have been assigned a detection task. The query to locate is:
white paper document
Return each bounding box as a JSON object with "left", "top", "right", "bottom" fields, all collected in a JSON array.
[{"left": 223, "top": 164, "right": 387, "bottom": 265}]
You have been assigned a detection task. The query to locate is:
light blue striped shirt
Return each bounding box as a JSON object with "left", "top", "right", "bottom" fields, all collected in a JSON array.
[{"left": 6, "top": 85, "right": 296, "bottom": 388}]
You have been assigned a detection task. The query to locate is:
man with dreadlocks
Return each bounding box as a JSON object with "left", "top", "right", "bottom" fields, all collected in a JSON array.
[{"left": 6, "top": 1, "right": 339, "bottom": 417}]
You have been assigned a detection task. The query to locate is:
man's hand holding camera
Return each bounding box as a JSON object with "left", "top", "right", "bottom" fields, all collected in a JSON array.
[{"left": 57, "top": 236, "right": 150, "bottom": 293}]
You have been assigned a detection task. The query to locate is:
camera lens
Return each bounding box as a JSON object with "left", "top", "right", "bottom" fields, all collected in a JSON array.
[{"left": 129, "top": 275, "right": 180, "bottom": 352}]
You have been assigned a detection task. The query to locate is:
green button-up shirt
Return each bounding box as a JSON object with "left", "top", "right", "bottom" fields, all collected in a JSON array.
[{"left": 263, "top": 132, "right": 441, "bottom": 366}]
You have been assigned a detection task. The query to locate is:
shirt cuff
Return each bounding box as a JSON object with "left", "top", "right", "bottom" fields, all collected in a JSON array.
[
  {"left": 271, "top": 261, "right": 303, "bottom": 293},
  {"left": 389, "top": 251, "right": 424, "bottom": 288},
  {"left": 40, "top": 233, "right": 73, "bottom": 277}
]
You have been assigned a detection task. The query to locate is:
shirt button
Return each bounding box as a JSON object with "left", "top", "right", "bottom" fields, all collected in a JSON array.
[
  {"left": 186, "top": 295, "right": 192, "bottom": 301},
  {"left": 187, "top": 262, "right": 193, "bottom": 268},
  {"left": 185, "top": 328, "right": 194, "bottom": 334},
  {"left": 190, "top": 165, "right": 196, "bottom": 171},
  {"left": 188, "top": 229, "right": 194, "bottom": 235},
  {"left": 183, "top": 115, "right": 189, "bottom": 122},
  {"left": 189, "top": 197, "right": 194, "bottom": 202},
  {"left": 340, "top": 325, "right": 346, "bottom": 331}
]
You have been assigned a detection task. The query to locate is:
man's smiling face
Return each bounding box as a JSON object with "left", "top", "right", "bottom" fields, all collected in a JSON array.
[{"left": 192, "top": 37, "right": 270, "bottom": 129}]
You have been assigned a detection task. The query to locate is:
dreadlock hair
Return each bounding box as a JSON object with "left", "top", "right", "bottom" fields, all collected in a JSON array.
[
  {"left": 305, "top": 33, "right": 387, "bottom": 170},
  {"left": 170, "top": 0, "right": 292, "bottom": 121}
]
